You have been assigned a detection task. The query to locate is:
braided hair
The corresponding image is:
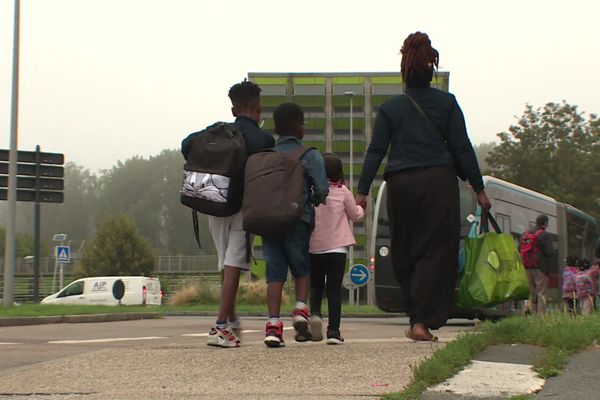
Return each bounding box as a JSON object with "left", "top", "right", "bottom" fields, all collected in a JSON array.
[
  {"left": 228, "top": 79, "right": 261, "bottom": 109},
  {"left": 400, "top": 32, "right": 439, "bottom": 87}
]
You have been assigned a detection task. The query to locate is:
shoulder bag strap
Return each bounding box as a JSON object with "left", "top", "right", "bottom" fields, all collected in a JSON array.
[{"left": 405, "top": 94, "right": 446, "bottom": 143}]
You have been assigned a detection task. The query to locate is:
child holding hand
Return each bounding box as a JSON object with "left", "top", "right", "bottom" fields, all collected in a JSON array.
[{"left": 308, "top": 153, "right": 365, "bottom": 344}]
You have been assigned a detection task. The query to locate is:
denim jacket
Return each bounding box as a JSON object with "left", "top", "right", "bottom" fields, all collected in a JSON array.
[{"left": 274, "top": 136, "right": 329, "bottom": 226}]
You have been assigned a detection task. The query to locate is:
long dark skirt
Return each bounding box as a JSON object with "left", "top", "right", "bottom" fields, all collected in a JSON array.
[{"left": 386, "top": 165, "right": 459, "bottom": 330}]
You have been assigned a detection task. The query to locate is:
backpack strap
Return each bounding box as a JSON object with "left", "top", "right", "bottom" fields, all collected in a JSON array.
[
  {"left": 287, "top": 145, "right": 315, "bottom": 161},
  {"left": 192, "top": 210, "right": 202, "bottom": 250}
]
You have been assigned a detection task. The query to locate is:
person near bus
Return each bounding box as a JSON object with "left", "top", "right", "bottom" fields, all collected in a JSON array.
[
  {"left": 308, "top": 153, "right": 365, "bottom": 344},
  {"left": 355, "top": 32, "right": 491, "bottom": 341},
  {"left": 520, "top": 214, "right": 553, "bottom": 314}
]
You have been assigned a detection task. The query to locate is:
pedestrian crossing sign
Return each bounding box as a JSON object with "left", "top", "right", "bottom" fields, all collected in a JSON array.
[{"left": 55, "top": 246, "right": 70, "bottom": 263}]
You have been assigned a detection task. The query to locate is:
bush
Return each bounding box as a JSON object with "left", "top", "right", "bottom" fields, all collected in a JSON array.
[
  {"left": 167, "top": 280, "right": 290, "bottom": 306},
  {"left": 81, "top": 213, "right": 155, "bottom": 277}
]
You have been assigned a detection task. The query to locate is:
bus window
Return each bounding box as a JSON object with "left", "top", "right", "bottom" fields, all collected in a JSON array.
[{"left": 495, "top": 213, "right": 511, "bottom": 234}]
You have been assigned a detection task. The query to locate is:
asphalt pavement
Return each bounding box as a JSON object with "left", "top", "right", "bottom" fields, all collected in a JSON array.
[
  {"left": 2, "top": 315, "right": 597, "bottom": 399},
  {"left": 0, "top": 316, "right": 473, "bottom": 400}
]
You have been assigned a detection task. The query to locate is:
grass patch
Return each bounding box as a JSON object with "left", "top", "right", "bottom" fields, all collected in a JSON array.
[{"left": 382, "top": 312, "right": 600, "bottom": 399}]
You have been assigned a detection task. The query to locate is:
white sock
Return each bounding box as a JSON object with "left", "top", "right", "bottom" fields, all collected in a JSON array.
[
  {"left": 268, "top": 317, "right": 281, "bottom": 326},
  {"left": 295, "top": 301, "right": 307, "bottom": 310}
]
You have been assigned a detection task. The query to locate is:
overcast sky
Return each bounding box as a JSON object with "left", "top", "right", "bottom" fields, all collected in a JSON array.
[{"left": 1, "top": 0, "right": 598, "bottom": 172}]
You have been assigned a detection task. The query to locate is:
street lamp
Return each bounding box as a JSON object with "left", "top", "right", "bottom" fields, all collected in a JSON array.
[{"left": 345, "top": 91, "right": 355, "bottom": 304}]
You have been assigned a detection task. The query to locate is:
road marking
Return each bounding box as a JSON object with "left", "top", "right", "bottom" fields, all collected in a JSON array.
[
  {"left": 0, "top": 342, "right": 21, "bottom": 345},
  {"left": 428, "top": 360, "right": 545, "bottom": 397},
  {"left": 49, "top": 336, "right": 168, "bottom": 344},
  {"left": 182, "top": 327, "right": 293, "bottom": 337}
]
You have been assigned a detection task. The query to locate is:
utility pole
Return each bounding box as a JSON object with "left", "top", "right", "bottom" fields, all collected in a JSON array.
[{"left": 3, "top": 0, "right": 21, "bottom": 306}]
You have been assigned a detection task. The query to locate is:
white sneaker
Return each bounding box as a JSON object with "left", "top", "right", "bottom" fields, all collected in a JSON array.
[
  {"left": 309, "top": 315, "right": 323, "bottom": 341},
  {"left": 229, "top": 320, "right": 242, "bottom": 341},
  {"left": 207, "top": 327, "right": 240, "bottom": 348}
]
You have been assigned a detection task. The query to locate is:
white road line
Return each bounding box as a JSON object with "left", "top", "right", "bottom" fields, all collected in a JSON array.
[
  {"left": 182, "top": 327, "right": 293, "bottom": 337},
  {"left": 0, "top": 342, "right": 21, "bottom": 345},
  {"left": 429, "top": 360, "right": 545, "bottom": 397},
  {"left": 49, "top": 336, "right": 168, "bottom": 344}
]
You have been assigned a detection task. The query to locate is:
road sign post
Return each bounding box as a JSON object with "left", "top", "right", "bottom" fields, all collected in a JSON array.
[
  {"left": 349, "top": 264, "right": 370, "bottom": 306},
  {"left": 55, "top": 244, "right": 70, "bottom": 291},
  {"left": 1, "top": 147, "right": 64, "bottom": 303}
]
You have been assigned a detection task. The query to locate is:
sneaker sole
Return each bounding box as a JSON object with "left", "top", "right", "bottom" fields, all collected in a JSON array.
[
  {"left": 292, "top": 318, "right": 312, "bottom": 342},
  {"left": 309, "top": 318, "right": 323, "bottom": 342},
  {"left": 207, "top": 338, "right": 240, "bottom": 348},
  {"left": 264, "top": 336, "right": 285, "bottom": 348},
  {"left": 326, "top": 338, "right": 344, "bottom": 345}
]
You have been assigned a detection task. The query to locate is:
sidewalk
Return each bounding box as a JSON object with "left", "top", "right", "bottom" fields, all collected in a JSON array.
[{"left": 422, "top": 344, "right": 600, "bottom": 399}]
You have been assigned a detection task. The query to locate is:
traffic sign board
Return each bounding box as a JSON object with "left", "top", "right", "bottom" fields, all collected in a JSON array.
[
  {"left": 349, "top": 264, "right": 370, "bottom": 286},
  {"left": 0, "top": 162, "right": 64, "bottom": 178},
  {"left": 0, "top": 189, "right": 64, "bottom": 203},
  {"left": 0, "top": 176, "right": 64, "bottom": 190},
  {"left": 55, "top": 246, "right": 70, "bottom": 263},
  {"left": 0, "top": 149, "right": 64, "bottom": 165}
]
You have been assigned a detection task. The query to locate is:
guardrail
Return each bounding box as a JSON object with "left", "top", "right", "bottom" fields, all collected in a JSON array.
[{"left": 0, "top": 255, "right": 221, "bottom": 302}]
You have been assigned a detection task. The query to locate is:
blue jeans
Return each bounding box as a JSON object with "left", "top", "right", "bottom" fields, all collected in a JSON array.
[{"left": 262, "top": 222, "right": 311, "bottom": 283}]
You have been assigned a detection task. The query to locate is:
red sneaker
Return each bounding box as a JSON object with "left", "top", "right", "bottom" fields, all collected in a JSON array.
[{"left": 264, "top": 320, "right": 285, "bottom": 348}]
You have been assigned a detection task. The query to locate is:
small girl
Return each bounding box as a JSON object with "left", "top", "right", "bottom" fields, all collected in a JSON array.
[
  {"left": 561, "top": 255, "right": 578, "bottom": 314},
  {"left": 575, "top": 258, "right": 596, "bottom": 315},
  {"left": 308, "top": 153, "right": 365, "bottom": 344}
]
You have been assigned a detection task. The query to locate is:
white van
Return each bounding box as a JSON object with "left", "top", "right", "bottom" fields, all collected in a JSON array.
[{"left": 41, "top": 276, "right": 162, "bottom": 306}]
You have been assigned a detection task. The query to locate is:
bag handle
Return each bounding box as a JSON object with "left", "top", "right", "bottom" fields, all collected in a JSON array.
[{"left": 480, "top": 211, "right": 502, "bottom": 234}]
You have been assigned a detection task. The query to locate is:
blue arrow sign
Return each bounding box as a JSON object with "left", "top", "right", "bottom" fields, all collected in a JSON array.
[
  {"left": 55, "top": 245, "right": 70, "bottom": 263},
  {"left": 349, "top": 264, "right": 370, "bottom": 286}
]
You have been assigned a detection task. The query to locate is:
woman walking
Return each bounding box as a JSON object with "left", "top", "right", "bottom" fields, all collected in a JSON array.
[{"left": 356, "top": 32, "right": 491, "bottom": 341}]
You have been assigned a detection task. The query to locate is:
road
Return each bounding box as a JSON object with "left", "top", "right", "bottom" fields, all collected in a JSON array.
[{"left": 0, "top": 316, "right": 475, "bottom": 400}]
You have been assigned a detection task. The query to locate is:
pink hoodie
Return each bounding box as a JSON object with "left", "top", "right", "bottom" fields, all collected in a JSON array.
[{"left": 309, "top": 184, "right": 365, "bottom": 253}]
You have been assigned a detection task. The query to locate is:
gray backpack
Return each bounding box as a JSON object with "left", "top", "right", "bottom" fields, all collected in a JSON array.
[{"left": 242, "top": 146, "right": 313, "bottom": 238}]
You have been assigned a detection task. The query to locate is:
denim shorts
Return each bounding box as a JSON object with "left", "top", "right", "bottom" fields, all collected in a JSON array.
[{"left": 262, "top": 222, "right": 311, "bottom": 283}]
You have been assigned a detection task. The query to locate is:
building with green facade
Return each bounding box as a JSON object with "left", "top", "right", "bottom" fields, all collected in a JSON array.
[{"left": 248, "top": 71, "right": 450, "bottom": 269}]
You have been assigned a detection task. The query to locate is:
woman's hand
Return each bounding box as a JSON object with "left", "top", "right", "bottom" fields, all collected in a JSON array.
[
  {"left": 476, "top": 190, "right": 491, "bottom": 214},
  {"left": 355, "top": 193, "right": 367, "bottom": 209}
]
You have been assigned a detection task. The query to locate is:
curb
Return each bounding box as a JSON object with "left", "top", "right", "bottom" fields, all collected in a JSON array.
[{"left": 0, "top": 312, "right": 162, "bottom": 327}]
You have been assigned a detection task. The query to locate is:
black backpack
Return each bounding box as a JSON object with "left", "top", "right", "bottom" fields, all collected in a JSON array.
[{"left": 180, "top": 122, "right": 246, "bottom": 247}]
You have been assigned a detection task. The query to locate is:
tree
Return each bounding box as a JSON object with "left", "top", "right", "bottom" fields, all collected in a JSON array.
[
  {"left": 96, "top": 150, "right": 213, "bottom": 255},
  {"left": 0, "top": 228, "right": 41, "bottom": 258},
  {"left": 487, "top": 101, "right": 600, "bottom": 219},
  {"left": 473, "top": 142, "right": 496, "bottom": 174},
  {"left": 80, "top": 213, "right": 155, "bottom": 276},
  {"left": 12, "top": 162, "right": 99, "bottom": 253}
]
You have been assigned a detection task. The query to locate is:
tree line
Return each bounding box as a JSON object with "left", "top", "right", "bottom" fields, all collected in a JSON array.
[
  {"left": 1, "top": 100, "right": 598, "bottom": 262},
  {"left": 0, "top": 149, "right": 215, "bottom": 258}
]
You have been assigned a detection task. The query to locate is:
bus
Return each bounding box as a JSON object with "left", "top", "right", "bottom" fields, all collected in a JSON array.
[{"left": 370, "top": 176, "right": 598, "bottom": 317}]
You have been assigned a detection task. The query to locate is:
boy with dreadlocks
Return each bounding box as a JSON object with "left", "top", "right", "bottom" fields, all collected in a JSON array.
[
  {"left": 356, "top": 32, "right": 491, "bottom": 341},
  {"left": 182, "top": 79, "right": 274, "bottom": 347}
]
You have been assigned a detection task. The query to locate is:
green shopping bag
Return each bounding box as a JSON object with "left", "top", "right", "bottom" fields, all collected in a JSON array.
[{"left": 457, "top": 213, "right": 529, "bottom": 308}]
